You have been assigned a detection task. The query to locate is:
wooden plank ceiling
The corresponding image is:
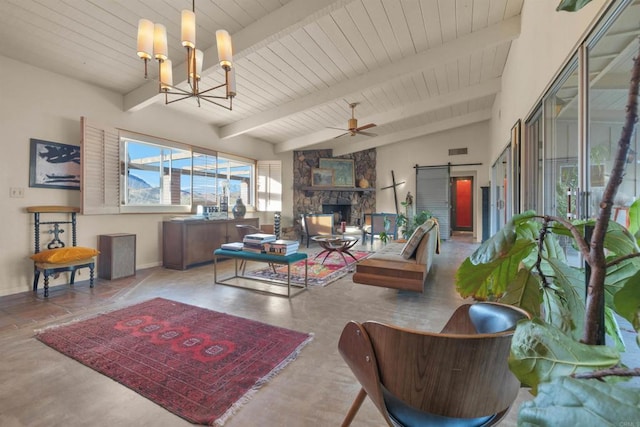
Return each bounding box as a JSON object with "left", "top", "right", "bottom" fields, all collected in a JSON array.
[{"left": 0, "top": 0, "right": 525, "bottom": 154}]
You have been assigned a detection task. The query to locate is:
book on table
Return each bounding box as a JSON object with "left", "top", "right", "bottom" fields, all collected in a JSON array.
[
  {"left": 221, "top": 242, "right": 244, "bottom": 251},
  {"left": 243, "top": 233, "right": 277, "bottom": 243},
  {"left": 264, "top": 240, "right": 299, "bottom": 255},
  {"left": 242, "top": 241, "right": 267, "bottom": 253}
]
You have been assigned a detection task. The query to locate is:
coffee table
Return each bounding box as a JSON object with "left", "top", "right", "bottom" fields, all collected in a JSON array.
[{"left": 311, "top": 235, "right": 359, "bottom": 266}]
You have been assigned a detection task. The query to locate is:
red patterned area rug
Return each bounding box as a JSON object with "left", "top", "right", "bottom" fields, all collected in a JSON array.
[
  {"left": 245, "top": 250, "right": 371, "bottom": 287},
  {"left": 36, "top": 298, "right": 313, "bottom": 426}
]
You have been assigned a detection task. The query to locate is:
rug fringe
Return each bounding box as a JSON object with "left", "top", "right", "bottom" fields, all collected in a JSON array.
[{"left": 214, "top": 333, "right": 315, "bottom": 426}]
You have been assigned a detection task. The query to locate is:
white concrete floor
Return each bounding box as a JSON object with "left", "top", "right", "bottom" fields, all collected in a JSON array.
[{"left": 0, "top": 235, "right": 612, "bottom": 427}]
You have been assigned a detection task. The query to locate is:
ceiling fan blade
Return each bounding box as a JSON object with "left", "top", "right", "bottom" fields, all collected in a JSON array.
[
  {"left": 356, "top": 131, "right": 377, "bottom": 137},
  {"left": 356, "top": 123, "right": 376, "bottom": 131},
  {"left": 327, "top": 126, "right": 349, "bottom": 131},
  {"left": 333, "top": 132, "right": 350, "bottom": 139}
]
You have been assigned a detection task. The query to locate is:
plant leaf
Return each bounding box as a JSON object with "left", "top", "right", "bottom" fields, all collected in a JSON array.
[
  {"left": 542, "top": 286, "right": 576, "bottom": 337},
  {"left": 556, "top": 0, "right": 594, "bottom": 12},
  {"left": 469, "top": 222, "right": 517, "bottom": 265},
  {"left": 456, "top": 239, "right": 534, "bottom": 299},
  {"left": 628, "top": 197, "right": 640, "bottom": 236},
  {"left": 546, "top": 259, "right": 586, "bottom": 340},
  {"left": 613, "top": 271, "right": 640, "bottom": 343},
  {"left": 602, "top": 220, "right": 640, "bottom": 255},
  {"left": 605, "top": 306, "right": 625, "bottom": 352},
  {"left": 518, "top": 376, "right": 640, "bottom": 426},
  {"left": 604, "top": 257, "right": 640, "bottom": 314},
  {"left": 469, "top": 210, "right": 537, "bottom": 265},
  {"left": 499, "top": 268, "right": 542, "bottom": 318},
  {"left": 509, "top": 318, "right": 620, "bottom": 394}
]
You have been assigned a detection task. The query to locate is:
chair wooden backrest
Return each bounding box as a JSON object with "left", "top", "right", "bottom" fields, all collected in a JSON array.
[
  {"left": 27, "top": 206, "right": 97, "bottom": 297},
  {"left": 300, "top": 213, "right": 334, "bottom": 247},
  {"left": 338, "top": 302, "right": 531, "bottom": 426},
  {"left": 362, "top": 213, "right": 398, "bottom": 244}
]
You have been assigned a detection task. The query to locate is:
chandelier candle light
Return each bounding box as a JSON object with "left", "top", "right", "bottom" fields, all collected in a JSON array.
[{"left": 136, "top": 0, "right": 236, "bottom": 109}]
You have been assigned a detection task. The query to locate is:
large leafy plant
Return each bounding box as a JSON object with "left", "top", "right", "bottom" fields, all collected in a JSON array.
[{"left": 456, "top": 1, "right": 640, "bottom": 422}]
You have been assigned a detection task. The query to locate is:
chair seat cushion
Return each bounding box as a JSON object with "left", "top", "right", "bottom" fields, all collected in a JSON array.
[
  {"left": 31, "top": 247, "right": 99, "bottom": 264},
  {"left": 382, "top": 385, "right": 496, "bottom": 427}
]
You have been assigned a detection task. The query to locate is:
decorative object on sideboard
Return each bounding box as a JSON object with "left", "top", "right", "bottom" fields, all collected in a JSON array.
[
  {"left": 135, "top": 0, "right": 236, "bottom": 109},
  {"left": 232, "top": 198, "right": 246, "bottom": 218}
]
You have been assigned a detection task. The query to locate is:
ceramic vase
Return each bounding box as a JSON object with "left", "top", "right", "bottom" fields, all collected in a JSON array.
[{"left": 232, "top": 198, "right": 246, "bottom": 218}]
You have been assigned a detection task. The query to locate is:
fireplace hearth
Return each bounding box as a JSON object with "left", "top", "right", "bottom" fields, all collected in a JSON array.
[{"left": 322, "top": 203, "right": 352, "bottom": 225}]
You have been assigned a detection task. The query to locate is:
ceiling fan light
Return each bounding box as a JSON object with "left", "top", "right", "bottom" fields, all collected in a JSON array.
[
  {"left": 153, "top": 24, "right": 168, "bottom": 61},
  {"left": 216, "top": 30, "right": 233, "bottom": 69},
  {"left": 137, "top": 19, "right": 154, "bottom": 59},
  {"left": 181, "top": 10, "right": 195, "bottom": 48}
]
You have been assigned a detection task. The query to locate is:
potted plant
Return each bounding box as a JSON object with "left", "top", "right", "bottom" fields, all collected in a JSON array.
[
  {"left": 378, "top": 216, "right": 391, "bottom": 244},
  {"left": 455, "top": 1, "right": 640, "bottom": 422}
]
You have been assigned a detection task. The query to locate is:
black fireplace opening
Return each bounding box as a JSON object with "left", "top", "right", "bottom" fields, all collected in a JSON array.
[{"left": 322, "top": 204, "right": 352, "bottom": 225}]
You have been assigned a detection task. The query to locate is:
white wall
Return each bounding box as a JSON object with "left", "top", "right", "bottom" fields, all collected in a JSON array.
[
  {"left": 376, "top": 121, "right": 491, "bottom": 239},
  {"left": 489, "top": 0, "right": 610, "bottom": 161},
  {"left": 0, "top": 56, "right": 289, "bottom": 297},
  {"left": 0, "top": 1, "right": 616, "bottom": 297}
]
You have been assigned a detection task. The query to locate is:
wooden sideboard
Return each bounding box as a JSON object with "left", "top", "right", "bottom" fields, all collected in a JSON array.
[{"left": 162, "top": 218, "right": 259, "bottom": 270}]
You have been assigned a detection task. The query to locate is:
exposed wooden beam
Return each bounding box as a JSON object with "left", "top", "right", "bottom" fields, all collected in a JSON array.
[
  {"left": 219, "top": 16, "right": 520, "bottom": 139},
  {"left": 274, "top": 78, "right": 501, "bottom": 153},
  {"left": 331, "top": 109, "right": 492, "bottom": 156},
  {"left": 124, "top": 0, "right": 345, "bottom": 112}
]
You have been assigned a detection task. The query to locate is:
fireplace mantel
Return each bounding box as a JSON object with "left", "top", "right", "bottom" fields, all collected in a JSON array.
[{"left": 297, "top": 186, "right": 375, "bottom": 193}]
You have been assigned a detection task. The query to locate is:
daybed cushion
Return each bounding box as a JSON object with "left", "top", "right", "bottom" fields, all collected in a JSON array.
[
  {"left": 400, "top": 224, "right": 429, "bottom": 259},
  {"left": 368, "top": 242, "right": 415, "bottom": 264},
  {"left": 31, "top": 247, "right": 99, "bottom": 264}
]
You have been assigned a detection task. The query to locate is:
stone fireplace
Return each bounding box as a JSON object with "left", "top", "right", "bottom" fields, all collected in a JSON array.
[
  {"left": 322, "top": 203, "right": 352, "bottom": 225},
  {"left": 292, "top": 148, "right": 376, "bottom": 237}
]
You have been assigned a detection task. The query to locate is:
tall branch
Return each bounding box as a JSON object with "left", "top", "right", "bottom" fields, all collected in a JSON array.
[{"left": 583, "top": 39, "right": 640, "bottom": 344}]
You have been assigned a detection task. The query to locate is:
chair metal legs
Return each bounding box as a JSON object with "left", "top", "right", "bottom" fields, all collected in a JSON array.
[{"left": 341, "top": 388, "right": 368, "bottom": 427}]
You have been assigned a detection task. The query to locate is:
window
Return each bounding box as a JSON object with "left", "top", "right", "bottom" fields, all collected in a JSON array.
[
  {"left": 81, "top": 118, "right": 256, "bottom": 215},
  {"left": 217, "top": 154, "right": 254, "bottom": 207},
  {"left": 123, "top": 138, "right": 192, "bottom": 206},
  {"left": 257, "top": 160, "right": 282, "bottom": 211}
]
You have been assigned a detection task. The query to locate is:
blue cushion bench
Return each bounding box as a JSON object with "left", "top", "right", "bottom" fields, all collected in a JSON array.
[{"left": 213, "top": 249, "right": 308, "bottom": 298}]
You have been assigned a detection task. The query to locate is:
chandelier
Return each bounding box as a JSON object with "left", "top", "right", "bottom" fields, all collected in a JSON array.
[{"left": 136, "top": 0, "right": 236, "bottom": 110}]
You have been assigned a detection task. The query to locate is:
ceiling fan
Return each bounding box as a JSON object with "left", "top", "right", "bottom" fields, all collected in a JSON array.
[{"left": 328, "top": 101, "right": 377, "bottom": 138}]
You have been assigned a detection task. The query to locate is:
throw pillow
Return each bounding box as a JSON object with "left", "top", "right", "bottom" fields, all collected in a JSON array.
[
  {"left": 31, "top": 247, "right": 99, "bottom": 264},
  {"left": 400, "top": 225, "right": 428, "bottom": 259}
]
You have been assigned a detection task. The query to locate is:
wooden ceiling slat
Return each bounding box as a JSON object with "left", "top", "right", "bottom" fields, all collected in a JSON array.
[
  {"left": 0, "top": 0, "right": 528, "bottom": 149},
  {"left": 383, "top": 0, "right": 415, "bottom": 58},
  {"left": 346, "top": 1, "right": 390, "bottom": 67},
  {"left": 403, "top": 0, "right": 429, "bottom": 53},
  {"left": 421, "top": 0, "right": 444, "bottom": 49},
  {"left": 365, "top": 0, "right": 402, "bottom": 63},
  {"left": 280, "top": 32, "right": 339, "bottom": 86},
  {"left": 316, "top": 13, "right": 367, "bottom": 76},
  {"left": 331, "top": 8, "right": 377, "bottom": 72}
]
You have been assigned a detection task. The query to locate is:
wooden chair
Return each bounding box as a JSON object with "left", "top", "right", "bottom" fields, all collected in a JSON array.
[
  {"left": 27, "top": 206, "right": 98, "bottom": 298},
  {"left": 362, "top": 213, "right": 398, "bottom": 244},
  {"left": 300, "top": 213, "right": 334, "bottom": 248},
  {"left": 338, "top": 302, "right": 531, "bottom": 427}
]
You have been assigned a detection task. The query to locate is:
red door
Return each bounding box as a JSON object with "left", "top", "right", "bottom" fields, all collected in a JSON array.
[{"left": 452, "top": 177, "right": 473, "bottom": 231}]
